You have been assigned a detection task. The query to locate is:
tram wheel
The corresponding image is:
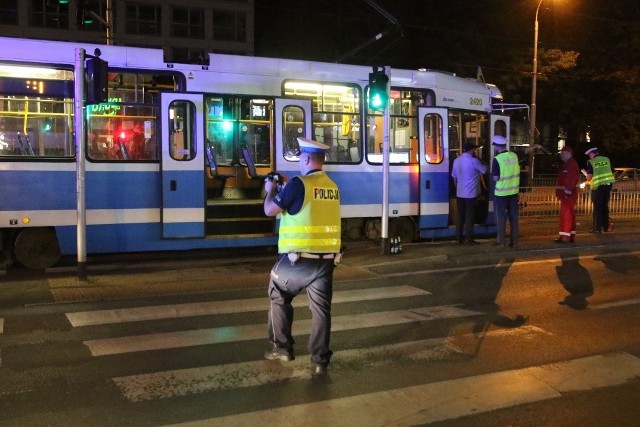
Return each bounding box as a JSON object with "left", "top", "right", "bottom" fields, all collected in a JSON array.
[
  {"left": 13, "top": 228, "right": 61, "bottom": 270},
  {"left": 389, "top": 217, "right": 417, "bottom": 243}
]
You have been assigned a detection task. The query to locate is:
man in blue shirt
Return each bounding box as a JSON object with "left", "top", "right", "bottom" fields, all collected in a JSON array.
[{"left": 451, "top": 142, "right": 487, "bottom": 244}]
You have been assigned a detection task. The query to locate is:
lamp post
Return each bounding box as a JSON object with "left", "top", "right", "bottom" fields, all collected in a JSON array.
[{"left": 530, "top": 0, "right": 544, "bottom": 150}]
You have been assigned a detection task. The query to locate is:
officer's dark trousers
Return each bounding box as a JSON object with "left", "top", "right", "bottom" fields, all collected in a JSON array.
[
  {"left": 591, "top": 184, "right": 611, "bottom": 232},
  {"left": 267, "top": 254, "right": 335, "bottom": 366},
  {"left": 494, "top": 194, "right": 519, "bottom": 246}
]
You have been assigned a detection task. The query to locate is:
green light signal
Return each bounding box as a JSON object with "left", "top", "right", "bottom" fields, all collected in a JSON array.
[{"left": 368, "top": 69, "right": 389, "bottom": 111}]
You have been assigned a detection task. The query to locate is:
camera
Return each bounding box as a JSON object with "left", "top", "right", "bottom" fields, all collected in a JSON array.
[{"left": 266, "top": 171, "right": 284, "bottom": 193}]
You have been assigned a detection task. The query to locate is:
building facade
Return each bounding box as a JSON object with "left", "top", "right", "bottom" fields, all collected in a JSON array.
[{"left": 0, "top": 0, "right": 254, "bottom": 63}]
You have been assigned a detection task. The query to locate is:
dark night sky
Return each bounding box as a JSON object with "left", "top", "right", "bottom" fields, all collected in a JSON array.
[{"left": 254, "top": 0, "right": 640, "bottom": 81}]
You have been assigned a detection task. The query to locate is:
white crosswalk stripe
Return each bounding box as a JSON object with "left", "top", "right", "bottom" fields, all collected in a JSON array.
[
  {"left": 57, "top": 282, "right": 639, "bottom": 426},
  {"left": 112, "top": 325, "right": 552, "bottom": 402},
  {"left": 66, "top": 285, "right": 430, "bottom": 326},
  {"left": 83, "top": 305, "right": 483, "bottom": 356},
  {"left": 163, "top": 353, "right": 640, "bottom": 427}
]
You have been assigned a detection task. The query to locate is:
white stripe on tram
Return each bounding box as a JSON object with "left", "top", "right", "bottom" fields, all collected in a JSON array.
[
  {"left": 163, "top": 352, "right": 640, "bottom": 427},
  {"left": 67, "top": 285, "right": 431, "bottom": 327},
  {"left": 113, "top": 325, "right": 553, "bottom": 403},
  {"left": 84, "top": 305, "right": 482, "bottom": 356}
]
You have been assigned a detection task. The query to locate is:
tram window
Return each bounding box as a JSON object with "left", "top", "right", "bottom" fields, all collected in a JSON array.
[
  {"left": 205, "top": 96, "right": 273, "bottom": 167},
  {"left": 87, "top": 104, "right": 158, "bottom": 161},
  {"left": 0, "top": 64, "right": 74, "bottom": 159},
  {"left": 168, "top": 101, "right": 196, "bottom": 161},
  {"left": 239, "top": 98, "right": 271, "bottom": 165},
  {"left": 283, "top": 80, "right": 360, "bottom": 164},
  {"left": 108, "top": 72, "right": 182, "bottom": 105},
  {"left": 493, "top": 119, "right": 507, "bottom": 140},
  {"left": 366, "top": 89, "right": 426, "bottom": 164},
  {"left": 282, "top": 105, "right": 305, "bottom": 161},
  {"left": 424, "top": 113, "right": 444, "bottom": 164}
]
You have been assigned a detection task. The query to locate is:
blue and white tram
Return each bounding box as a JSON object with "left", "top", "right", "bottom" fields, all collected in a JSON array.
[{"left": 0, "top": 37, "right": 510, "bottom": 268}]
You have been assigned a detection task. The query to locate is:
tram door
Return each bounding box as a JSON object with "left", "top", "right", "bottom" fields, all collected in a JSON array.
[
  {"left": 417, "top": 107, "right": 450, "bottom": 231},
  {"left": 160, "top": 93, "right": 206, "bottom": 238},
  {"left": 273, "top": 98, "right": 313, "bottom": 176}
]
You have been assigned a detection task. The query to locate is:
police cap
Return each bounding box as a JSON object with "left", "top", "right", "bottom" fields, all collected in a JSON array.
[{"left": 297, "top": 137, "right": 329, "bottom": 153}]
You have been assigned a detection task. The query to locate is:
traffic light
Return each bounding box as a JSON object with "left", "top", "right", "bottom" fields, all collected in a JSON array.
[
  {"left": 368, "top": 68, "right": 389, "bottom": 111},
  {"left": 85, "top": 56, "right": 109, "bottom": 104}
]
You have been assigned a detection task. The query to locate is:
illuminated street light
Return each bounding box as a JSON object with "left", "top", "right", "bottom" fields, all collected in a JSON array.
[{"left": 530, "top": 0, "right": 545, "bottom": 149}]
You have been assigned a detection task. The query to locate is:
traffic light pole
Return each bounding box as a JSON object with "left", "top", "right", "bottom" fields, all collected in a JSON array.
[
  {"left": 74, "top": 48, "right": 87, "bottom": 280},
  {"left": 380, "top": 66, "right": 391, "bottom": 255}
]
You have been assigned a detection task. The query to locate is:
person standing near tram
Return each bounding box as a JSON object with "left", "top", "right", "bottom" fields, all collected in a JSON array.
[
  {"left": 583, "top": 147, "right": 615, "bottom": 234},
  {"left": 451, "top": 142, "right": 487, "bottom": 244},
  {"left": 262, "top": 137, "right": 341, "bottom": 376},
  {"left": 554, "top": 146, "right": 580, "bottom": 243},
  {"left": 491, "top": 135, "right": 520, "bottom": 247}
]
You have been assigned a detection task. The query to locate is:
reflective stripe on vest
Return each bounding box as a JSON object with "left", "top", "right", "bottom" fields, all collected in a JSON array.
[
  {"left": 278, "top": 171, "right": 341, "bottom": 253},
  {"left": 494, "top": 151, "right": 520, "bottom": 196},
  {"left": 588, "top": 156, "right": 615, "bottom": 190}
]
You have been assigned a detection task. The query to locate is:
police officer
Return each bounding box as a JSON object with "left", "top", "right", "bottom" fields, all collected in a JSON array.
[
  {"left": 584, "top": 147, "right": 615, "bottom": 233},
  {"left": 263, "top": 137, "right": 341, "bottom": 375},
  {"left": 491, "top": 135, "right": 520, "bottom": 247}
]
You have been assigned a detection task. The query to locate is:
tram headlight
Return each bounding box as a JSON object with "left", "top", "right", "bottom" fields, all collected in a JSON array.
[{"left": 22, "top": 217, "right": 30, "bottom": 224}]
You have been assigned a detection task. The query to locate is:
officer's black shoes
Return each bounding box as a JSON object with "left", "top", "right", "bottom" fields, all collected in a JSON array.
[
  {"left": 312, "top": 363, "right": 328, "bottom": 376},
  {"left": 264, "top": 345, "right": 294, "bottom": 362},
  {"left": 589, "top": 230, "right": 601, "bottom": 234}
]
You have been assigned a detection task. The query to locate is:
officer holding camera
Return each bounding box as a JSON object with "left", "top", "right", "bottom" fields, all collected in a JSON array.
[{"left": 263, "top": 137, "right": 341, "bottom": 376}]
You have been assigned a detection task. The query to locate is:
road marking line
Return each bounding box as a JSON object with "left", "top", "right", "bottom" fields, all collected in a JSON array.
[
  {"left": 590, "top": 298, "right": 640, "bottom": 310},
  {"left": 113, "top": 325, "right": 552, "bottom": 402},
  {"left": 163, "top": 352, "right": 640, "bottom": 427},
  {"left": 84, "top": 305, "right": 482, "bottom": 356},
  {"left": 0, "top": 318, "right": 3, "bottom": 334},
  {"left": 67, "top": 285, "right": 430, "bottom": 327}
]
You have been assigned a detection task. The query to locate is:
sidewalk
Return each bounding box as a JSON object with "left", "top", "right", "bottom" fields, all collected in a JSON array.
[{"left": 43, "top": 216, "right": 640, "bottom": 304}]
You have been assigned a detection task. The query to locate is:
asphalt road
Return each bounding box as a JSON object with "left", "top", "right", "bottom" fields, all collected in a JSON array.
[{"left": 1, "top": 220, "right": 640, "bottom": 426}]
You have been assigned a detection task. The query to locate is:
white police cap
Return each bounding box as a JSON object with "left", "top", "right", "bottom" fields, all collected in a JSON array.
[
  {"left": 491, "top": 135, "right": 508, "bottom": 146},
  {"left": 585, "top": 147, "right": 598, "bottom": 156},
  {"left": 297, "top": 137, "right": 329, "bottom": 153}
]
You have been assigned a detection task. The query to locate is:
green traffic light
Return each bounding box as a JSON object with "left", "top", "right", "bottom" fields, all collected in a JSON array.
[{"left": 368, "top": 70, "right": 389, "bottom": 111}]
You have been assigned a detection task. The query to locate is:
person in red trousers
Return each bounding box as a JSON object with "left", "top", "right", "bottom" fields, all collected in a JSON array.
[{"left": 554, "top": 146, "right": 580, "bottom": 243}]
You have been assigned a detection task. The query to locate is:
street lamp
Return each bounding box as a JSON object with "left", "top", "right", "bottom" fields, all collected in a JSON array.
[{"left": 529, "top": 0, "right": 544, "bottom": 149}]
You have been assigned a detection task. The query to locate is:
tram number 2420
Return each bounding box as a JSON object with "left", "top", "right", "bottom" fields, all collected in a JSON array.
[{"left": 469, "top": 97, "right": 483, "bottom": 106}]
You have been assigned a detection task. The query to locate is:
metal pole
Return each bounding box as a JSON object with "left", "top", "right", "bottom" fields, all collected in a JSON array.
[
  {"left": 74, "top": 48, "right": 87, "bottom": 280},
  {"left": 528, "top": 0, "right": 543, "bottom": 179},
  {"left": 106, "top": 0, "right": 112, "bottom": 45},
  {"left": 380, "top": 66, "right": 391, "bottom": 255}
]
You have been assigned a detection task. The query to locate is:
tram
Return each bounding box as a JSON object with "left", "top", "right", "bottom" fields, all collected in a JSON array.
[{"left": 0, "top": 36, "right": 510, "bottom": 269}]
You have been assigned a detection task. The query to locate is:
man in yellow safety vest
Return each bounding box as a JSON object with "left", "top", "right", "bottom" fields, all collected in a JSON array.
[{"left": 491, "top": 135, "right": 520, "bottom": 247}]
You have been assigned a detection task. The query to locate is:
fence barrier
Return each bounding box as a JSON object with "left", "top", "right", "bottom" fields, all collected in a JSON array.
[{"left": 518, "top": 187, "right": 640, "bottom": 218}]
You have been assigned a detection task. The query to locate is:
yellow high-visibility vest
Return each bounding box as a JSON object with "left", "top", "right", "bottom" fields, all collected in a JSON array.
[
  {"left": 494, "top": 151, "right": 520, "bottom": 196},
  {"left": 278, "top": 171, "right": 341, "bottom": 253}
]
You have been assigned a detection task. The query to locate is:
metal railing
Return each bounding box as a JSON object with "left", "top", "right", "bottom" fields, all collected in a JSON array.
[{"left": 518, "top": 187, "right": 640, "bottom": 217}]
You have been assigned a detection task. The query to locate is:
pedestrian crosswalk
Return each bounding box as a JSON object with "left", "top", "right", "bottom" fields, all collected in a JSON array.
[{"left": 7, "top": 281, "right": 640, "bottom": 426}]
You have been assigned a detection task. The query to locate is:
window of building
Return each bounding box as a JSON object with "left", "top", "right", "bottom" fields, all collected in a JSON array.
[
  {"left": 125, "top": 3, "right": 161, "bottom": 35},
  {"left": 30, "top": 0, "right": 69, "bottom": 29},
  {"left": 172, "top": 7, "right": 204, "bottom": 39},
  {"left": 0, "top": 0, "right": 18, "bottom": 25},
  {"left": 212, "top": 10, "right": 246, "bottom": 42},
  {"left": 284, "top": 81, "right": 361, "bottom": 164},
  {"left": 79, "top": 0, "right": 111, "bottom": 33}
]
